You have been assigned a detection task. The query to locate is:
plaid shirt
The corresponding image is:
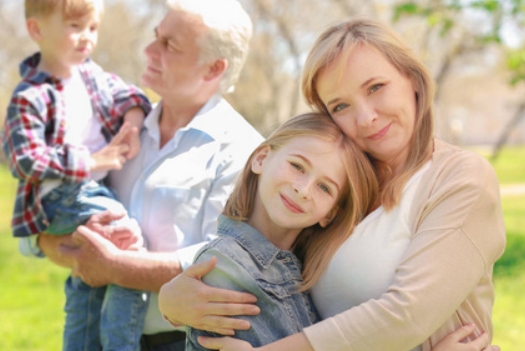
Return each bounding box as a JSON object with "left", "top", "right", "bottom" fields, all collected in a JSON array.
[{"left": 2, "top": 53, "right": 151, "bottom": 237}]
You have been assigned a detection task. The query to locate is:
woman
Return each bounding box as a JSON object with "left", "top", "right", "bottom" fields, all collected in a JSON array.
[{"left": 159, "top": 17, "right": 506, "bottom": 351}]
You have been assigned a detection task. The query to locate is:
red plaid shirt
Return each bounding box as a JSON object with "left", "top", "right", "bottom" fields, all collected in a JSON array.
[{"left": 2, "top": 53, "right": 151, "bottom": 237}]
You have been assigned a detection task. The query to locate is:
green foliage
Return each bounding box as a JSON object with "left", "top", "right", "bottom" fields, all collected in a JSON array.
[{"left": 394, "top": 0, "right": 525, "bottom": 82}]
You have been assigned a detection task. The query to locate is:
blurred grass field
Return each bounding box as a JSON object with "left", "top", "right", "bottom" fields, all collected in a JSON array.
[{"left": 0, "top": 145, "right": 524, "bottom": 350}]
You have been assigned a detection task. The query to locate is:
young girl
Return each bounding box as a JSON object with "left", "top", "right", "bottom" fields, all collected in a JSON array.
[{"left": 161, "top": 111, "right": 378, "bottom": 350}]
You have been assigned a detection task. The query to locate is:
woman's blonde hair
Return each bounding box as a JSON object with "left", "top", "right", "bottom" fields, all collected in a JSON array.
[
  {"left": 301, "top": 17, "right": 434, "bottom": 209},
  {"left": 25, "top": 0, "right": 103, "bottom": 20},
  {"left": 223, "top": 112, "right": 378, "bottom": 290}
]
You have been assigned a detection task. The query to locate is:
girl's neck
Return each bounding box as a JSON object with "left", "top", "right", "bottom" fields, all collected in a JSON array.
[{"left": 246, "top": 216, "right": 301, "bottom": 251}]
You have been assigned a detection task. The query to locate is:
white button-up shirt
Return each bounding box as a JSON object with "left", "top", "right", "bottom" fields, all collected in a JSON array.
[{"left": 109, "top": 95, "right": 264, "bottom": 334}]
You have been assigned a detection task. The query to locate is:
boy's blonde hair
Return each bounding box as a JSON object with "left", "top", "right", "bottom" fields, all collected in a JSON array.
[
  {"left": 302, "top": 17, "right": 435, "bottom": 210},
  {"left": 223, "top": 112, "right": 378, "bottom": 290},
  {"left": 25, "top": 0, "right": 104, "bottom": 20}
]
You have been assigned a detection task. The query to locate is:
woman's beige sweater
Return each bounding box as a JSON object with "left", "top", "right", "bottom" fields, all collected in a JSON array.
[{"left": 303, "top": 139, "right": 506, "bottom": 351}]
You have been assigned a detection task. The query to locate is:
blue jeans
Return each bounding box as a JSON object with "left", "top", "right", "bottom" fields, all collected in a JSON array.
[
  {"left": 64, "top": 276, "right": 148, "bottom": 351},
  {"left": 42, "top": 181, "right": 148, "bottom": 351}
]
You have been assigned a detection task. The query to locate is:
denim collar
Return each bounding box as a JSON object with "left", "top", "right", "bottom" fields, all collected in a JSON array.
[{"left": 217, "top": 215, "right": 289, "bottom": 270}]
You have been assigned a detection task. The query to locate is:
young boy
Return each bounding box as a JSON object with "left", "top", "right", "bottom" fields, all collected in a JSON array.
[{"left": 3, "top": 1, "right": 152, "bottom": 350}]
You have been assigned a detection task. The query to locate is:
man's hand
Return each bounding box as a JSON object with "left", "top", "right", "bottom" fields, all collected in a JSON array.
[
  {"left": 60, "top": 224, "right": 121, "bottom": 287},
  {"left": 38, "top": 233, "right": 80, "bottom": 268}
]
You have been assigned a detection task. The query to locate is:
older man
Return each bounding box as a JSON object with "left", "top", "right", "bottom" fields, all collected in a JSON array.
[{"left": 35, "top": 0, "right": 263, "bottom": 350}]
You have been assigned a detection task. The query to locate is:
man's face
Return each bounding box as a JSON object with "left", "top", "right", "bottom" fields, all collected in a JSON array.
[{"left": 141, "top": 9, "right": 211, "bottom": 101}]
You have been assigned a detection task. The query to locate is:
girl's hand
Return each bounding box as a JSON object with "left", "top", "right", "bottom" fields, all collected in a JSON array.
[
  {"left": 158, "top": 257, "right": 260, "bottom": 335},
  {"left": 197, "top": 336, "right": 255, "bottom": 351},
  {"left": 433, "top": 324, "right": 500, "bottom": 351}
]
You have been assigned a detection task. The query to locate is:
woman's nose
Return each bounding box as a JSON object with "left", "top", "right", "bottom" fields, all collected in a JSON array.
[{"left": 355, "top": 102, "right": 378, "bottom": 127}]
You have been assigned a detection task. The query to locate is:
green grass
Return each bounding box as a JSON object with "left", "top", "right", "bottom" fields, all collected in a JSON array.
[
  {"left": 0, "top": 143, "right": 523, "bottom": 350},
  {"left": 481, "top": 145, "right": 525, "bottom": 184},
  {"left": 0, "top": 164, "right": 69, "bottom": 351}
]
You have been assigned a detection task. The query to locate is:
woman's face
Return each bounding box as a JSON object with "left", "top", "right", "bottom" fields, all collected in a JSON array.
[{"left": 316, "top": 43, "right": 417, "bottom": 171}]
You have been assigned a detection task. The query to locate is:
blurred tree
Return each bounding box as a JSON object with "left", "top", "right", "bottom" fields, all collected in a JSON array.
[
  {"left": 394, "top": 0, "right": 525, "bottom": 155},
  {"left": 0, "top": 0, "right": 523, "bottom": 146}
]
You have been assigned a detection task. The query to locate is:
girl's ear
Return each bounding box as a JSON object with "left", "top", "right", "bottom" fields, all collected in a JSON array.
[
  {"left": 26, "top": 18, "right": 43, "bottom": 42},
  {"left": 251, "top": 145, "right": 270, "bottom": 175},
  {"left": 319, "top": 206, "right": 339, "bottom": 228}
]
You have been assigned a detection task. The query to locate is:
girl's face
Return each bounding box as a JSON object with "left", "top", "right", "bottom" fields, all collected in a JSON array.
[
  {"left": 316, "top": 43, "right": 417, "bottom": 172},
  {"left": 249, "top": 136, "right": 347, "bottom": 250}
]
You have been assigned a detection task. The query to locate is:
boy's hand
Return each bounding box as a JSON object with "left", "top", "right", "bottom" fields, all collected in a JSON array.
[
  {"left": 122, "top": 107, "right": 145, "bottom": 160},
  {"left": 90, "top": 123, "right": 133, "bottom": 172},
  {"left": 123, "top": 125, "right": 141, "bottom": 160}
]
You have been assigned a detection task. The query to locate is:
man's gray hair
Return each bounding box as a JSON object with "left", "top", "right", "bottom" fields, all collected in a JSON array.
[{"left": 167, "top": 0, "right": 252, "bottom": 93}]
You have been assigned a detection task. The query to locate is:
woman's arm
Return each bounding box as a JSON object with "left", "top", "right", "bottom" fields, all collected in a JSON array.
[{"left": 196, "top": 325, "right": 499, "bottom": 351}]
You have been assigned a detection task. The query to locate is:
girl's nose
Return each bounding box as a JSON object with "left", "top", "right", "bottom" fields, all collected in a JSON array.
[{"left": 292, "top": 177, "right": 312, "bottom": 199}]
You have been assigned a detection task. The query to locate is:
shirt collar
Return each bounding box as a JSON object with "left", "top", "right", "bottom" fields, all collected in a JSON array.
[
  {"left": 144, "top": 94, "right": 234, "bottom": 146},
  {"left": 19, "top": 52, "right": 92, "bottom": 87},
  {"left": 217, "top": 215, "right": 283, "bottom": 269}
]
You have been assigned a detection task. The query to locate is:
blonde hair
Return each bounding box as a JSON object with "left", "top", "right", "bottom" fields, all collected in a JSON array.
[
  {"left": 301, "top": 17, "right": 434, "bottom": 209},
  {"left": 25, "top": 0, "right": 103, "bottom": 20},
  {"left": 223, "top": 112, "right": 378, "bottom": 290},
  {"left": 167, "top": 0, "right": 252, "bottom": 94}
]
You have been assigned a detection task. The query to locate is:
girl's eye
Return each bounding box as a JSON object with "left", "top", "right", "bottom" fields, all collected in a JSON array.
[
  {"left": 70, "top": 23, "right": 79, "bottom": 28},
  {"left": 290, "top": 162, "right": 303, "bottom": 172},
  {"left": 319, "top": 183, "right": 331, "bottom": 194},
  {"left": 331, "top": 102, "right": 349, "bottom": 114}
]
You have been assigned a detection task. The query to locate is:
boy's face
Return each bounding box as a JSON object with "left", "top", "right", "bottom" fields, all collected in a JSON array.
[{"left": 36, "top": 8, "right": 101, "bottom": 74}]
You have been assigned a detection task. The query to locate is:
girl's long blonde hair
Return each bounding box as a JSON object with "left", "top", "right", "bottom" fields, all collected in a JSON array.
[
  {"left": 302, "top": 17, "right": 434, "bottom": 209},
  {"left": 223, "top": 112, "right": 378, "bottom": 290}
]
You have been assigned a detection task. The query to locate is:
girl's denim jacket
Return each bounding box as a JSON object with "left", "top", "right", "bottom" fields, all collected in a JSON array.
[{"left": 186, "top": 215, "right": 319, "bottom": 349}]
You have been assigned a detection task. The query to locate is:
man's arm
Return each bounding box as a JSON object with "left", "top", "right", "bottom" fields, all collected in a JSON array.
[
  {"left": 39, "top": 211, "right": 183, "bottom": 292},
  {"left": 59, "top": 225, "right": 182, "bottom": 292}
]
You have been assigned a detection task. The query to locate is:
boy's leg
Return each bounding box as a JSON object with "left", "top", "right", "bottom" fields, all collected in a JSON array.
[
  {"left": 100, "top": 285, "right": 149, "bottom": 351},
  {"left": 63, "top": 275, "right": 106, "bottom": 351},
  {"left": 42, "top": 181, "right": 127, "bottom": 235}
]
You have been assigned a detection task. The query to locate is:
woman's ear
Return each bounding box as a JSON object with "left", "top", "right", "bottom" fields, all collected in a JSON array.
[
  {"left": 251, "top": 145, "right": 270, "bottom": 175},
  {"left": 26, "top": 18, "right": 43, "bottom": 42},
  {"left": 319, "top": 206, "right": 339, "bottom": 228}
]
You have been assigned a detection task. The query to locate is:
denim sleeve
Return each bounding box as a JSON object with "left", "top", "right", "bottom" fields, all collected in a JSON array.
[{"left": 186, "top": 246, "right": 262, "bottom": 350}]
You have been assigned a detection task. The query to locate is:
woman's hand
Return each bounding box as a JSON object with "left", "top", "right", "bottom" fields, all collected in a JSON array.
[
  {"left": 159, "top": 257, "right": 261, "bottom": 335},
  {"left": 433, "top": 324, "right": 500, "bottom": 351},
  {"left": 197, "top": 336, "right": 255, "bottom": 351}
]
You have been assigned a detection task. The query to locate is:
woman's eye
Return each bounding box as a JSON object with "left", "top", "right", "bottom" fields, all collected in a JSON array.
[
  {"left": 370, "top": 84, "right": 383, "bottom": 93},
  {"left": 332, "top": 103, "right": 349, "bottom": 113}
]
